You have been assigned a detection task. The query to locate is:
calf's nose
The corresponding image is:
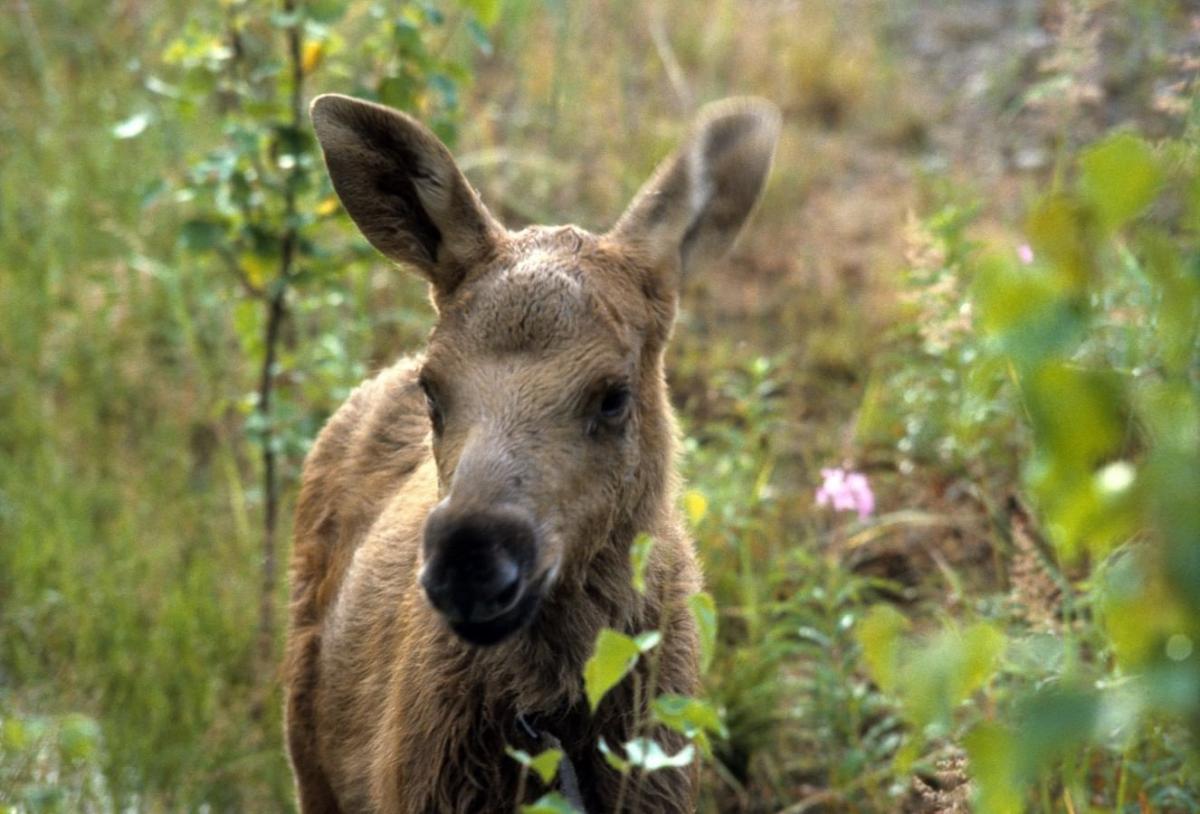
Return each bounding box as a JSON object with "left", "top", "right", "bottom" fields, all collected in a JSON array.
[
  {"left": 420, "top": 506, "right": 536, "bottom": 625},
  {"left": 420, "top": 547, "right": 522, "bottom": 624}
]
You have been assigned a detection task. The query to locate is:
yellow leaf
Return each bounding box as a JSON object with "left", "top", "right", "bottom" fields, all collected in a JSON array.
[
  {"left": 242, "top": 253, "right": 275, "bottom": 287},
  {"left": 301, "top": 41, "right": 325, "bottom": 75},
  {"left": 316, "top": 197, "right": 340, "bottom": 217},
  {"left": 684, "top": 490, "right": 708, "bottom": 526}
]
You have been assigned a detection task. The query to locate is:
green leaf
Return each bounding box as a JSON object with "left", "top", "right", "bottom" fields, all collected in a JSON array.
[
  {"left": 57, "top": 714, "right": 101, "bottom": 763},
  {"left": 651, "top": 693, "right": 728, "bottom": 741},
  {"left": 3, "top": 717, "right": 28, "bottom": 751},
  {"left": 1026, "top": 194, "right": 1092, "bottom": 294},
  {"left": 688, "top": 592, "right": 717, "bottom": 672},
  {"left": 630, "top": 533, "right": 654, "bottom": 594},
  {"left": 597, "top": 737, "right": 630, "bottom": 773},
  {"left": 855, "top": 604, "right": 910, "bottom": 694},
  {"left": 520, "top": 791, "right": 580, "bottom": 814},
  {"left": 1080, "top": 133, "right": 1162, "bottom": 232},
  {"left": 583, "top": 629, "right": 641, "bottom": 712},
  {"left": 305, "top": 0, "right": 348, "bottom": 24},
  {"left": 900, "top": 621, "right": 1006, "bottom": 731},
  {"left": 180, "top": 219, "right": 225, "bottom": 252},
  {"left": 1013, "top": 686, "right": 1099, "bottom": 777},
  {"left": 506, "top": 746, "right": 563, "bottom": 785},
  {"left": 971, "top": 252, "right": 1082, "bottom": 363},
  {"left": 463, "top": 0, "right": 502, "bottom": 27},
  {"left": 623, "top": 738, "right": 695, "bottom": 771},
  {"left": 531, "top": 750, "right": 562, "bottom": 785},
  {"left": 1025, "top": 362, "right": 1124, "bottom": 470},
  {"left": 958, "top": 623, "right": 1007, "bottom": 698},
  {"left": 964, "top": 722, "right": 1022, "bottom": 814}
]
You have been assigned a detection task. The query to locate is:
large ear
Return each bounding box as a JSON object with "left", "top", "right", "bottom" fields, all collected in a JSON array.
[
  {"left": 310, "top": 94, "right": 503, "bottom": 293},
  {"left": 609, "top": 98, "right": 780, "bottom": 284}
]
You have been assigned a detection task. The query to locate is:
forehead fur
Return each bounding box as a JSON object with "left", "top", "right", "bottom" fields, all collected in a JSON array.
[{"left": 439, "top": 227, "right": 640, "bottom": 356}]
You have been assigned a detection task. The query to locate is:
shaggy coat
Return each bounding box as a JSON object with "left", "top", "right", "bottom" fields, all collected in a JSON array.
[{"left": 284, "top": 94, "right": 779, "bottom": 813}]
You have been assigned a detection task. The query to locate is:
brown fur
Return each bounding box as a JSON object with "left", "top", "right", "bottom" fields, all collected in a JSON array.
[{"left": 285, "top": 95, "right": 779, "bottom": 813}]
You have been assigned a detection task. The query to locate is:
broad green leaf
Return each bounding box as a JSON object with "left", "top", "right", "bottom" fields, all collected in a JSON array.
[
  {"left": 241, "top": 252, "right": 276, "bottom": 288},
  {"left": 463, "top": 0, "right": 502, "bottom": 26},
  {"left": 623, "top": 738, "right": 695, "bottom": 771},
  {"left": 3, "top": 717, "right": 28, "bottom": 751},
  {"left": 1013, "top": 686, "right": 1099, "bottom": 778},
  {"left": 855, "top": 604, "right": 910, "bottom": 694},
  {"left": 1080, "top": 133, "right": 1162, "bottom": 231},
  {"left": 1026, "top": 194, "right": 1091, "bottom": 293},
  {"left": 584, "top": 629, "right": 640, "bottom": 712},
  {"left": 1025, "top": 363, "right": 1124, "bottom": 471},
  {"left": 529, "top": 750, "right": 563, "bottom": 785},
  {"left": 959, "top": 623, "right": 1006, "bottom": 698},
  {"left": 1096, "top": 535, "right": 1187, "bottom": 668},
  {"left": 1139, "top": 232, "right": 1200, "bottom": 375},
  {"left": 652, "top": 693, "right": 728, "bottom": 746},
  {"left": 520, "top": 791, "right": 580, "bottom": 814},
  {"left": 688, "top": 593, "right": 717, "bottom": 672},
  {"left": 305, "top": 0, "right": 347, "bottom": 24},
  {"left": 505, "top": 747, "right": 562, "bottom": 785},
  {"left": 180, "top": 219, "right": 225, "bottom": 252},
  {"left": 652, "top": 694, "right": 726, "bottom": 736},
  {"left": 1150, "top": 450, "right": 1200, "bottom": 616},
  {"left": 965, "top": 722, "right": 1022, "bottom": 814},
  {"left": 597, "top": 737, "right": 629, "bottom": 773},
  {"left": 58, "top": 714, "right": 101, "bottom": 763},
  {"left": 970, "top": 253, "right": 1079, "bottom": 364},
  {"left": 630, "top": 533, "right": 654, "bottom": 594},
  {"left": 897, "top": 621, "right": 1005, "bottom": 734}
]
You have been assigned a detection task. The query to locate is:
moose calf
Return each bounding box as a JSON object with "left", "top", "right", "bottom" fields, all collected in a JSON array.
[{"left": 284, "top": 93, "right": 779, "bottom": 813}]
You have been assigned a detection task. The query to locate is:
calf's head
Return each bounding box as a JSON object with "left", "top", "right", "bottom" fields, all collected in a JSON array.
[{"left": 311, "top": 94, "right": 779, "bottom": 645}]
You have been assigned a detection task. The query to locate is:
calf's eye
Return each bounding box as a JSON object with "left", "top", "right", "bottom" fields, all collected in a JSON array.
[
  {"left": 419, "top": 379, "right": 444, "bottom": 435},
  {"left": 597, "top": 385, "right": 632, "bottom": 425}
]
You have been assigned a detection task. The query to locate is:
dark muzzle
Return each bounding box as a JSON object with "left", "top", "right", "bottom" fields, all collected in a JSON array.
[{"left": 420, "top": 504, "right": 541, "bottom": 645}]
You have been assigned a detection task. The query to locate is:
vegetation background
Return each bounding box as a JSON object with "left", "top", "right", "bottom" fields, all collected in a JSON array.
[{"left": 1, "top": 0, "right": 1198, "bottom": 811}]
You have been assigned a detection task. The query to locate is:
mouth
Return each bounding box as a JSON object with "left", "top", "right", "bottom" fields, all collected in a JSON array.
[{"left": 447, "top": 579, "right": 545, "bottom": 646}]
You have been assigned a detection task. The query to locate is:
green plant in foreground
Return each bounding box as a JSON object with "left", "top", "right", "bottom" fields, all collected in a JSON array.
[
  {"left": 513, "top": 526, "right": 723, "bottom": 814},
  {"left": 861, "top": 128, "right": 1200, "bottom": 812}
]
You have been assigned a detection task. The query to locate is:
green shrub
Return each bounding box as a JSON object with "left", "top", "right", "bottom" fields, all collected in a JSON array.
[{"left": 860, "top": 126, "right": 1200, "bottom": 812}]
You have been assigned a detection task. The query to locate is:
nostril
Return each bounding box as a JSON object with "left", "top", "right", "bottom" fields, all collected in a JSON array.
[
  {"left": 420, "top": 572, "right": 460, "bottom": 621},
  {"left": 488, "top": 559, "right": 522, "bottom": 611},
  {"left": 493, "top": 574, "right": 519, "bottom": 608}
]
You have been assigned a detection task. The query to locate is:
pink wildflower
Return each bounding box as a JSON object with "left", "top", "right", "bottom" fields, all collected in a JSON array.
[
  {"left": 1017, "top": 243, "right": 1035, "bottom": 265},
  {"left": 815, "top": 468, "right": 875, "bottom": 520}
]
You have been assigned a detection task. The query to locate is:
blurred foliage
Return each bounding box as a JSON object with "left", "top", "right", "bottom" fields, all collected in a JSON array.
[
  {"left": 855, "top": 124, "right": 1200, "bottom": 811},
  {"left": 2, "top": 0, "right": 1199, "bottom": 812}
]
